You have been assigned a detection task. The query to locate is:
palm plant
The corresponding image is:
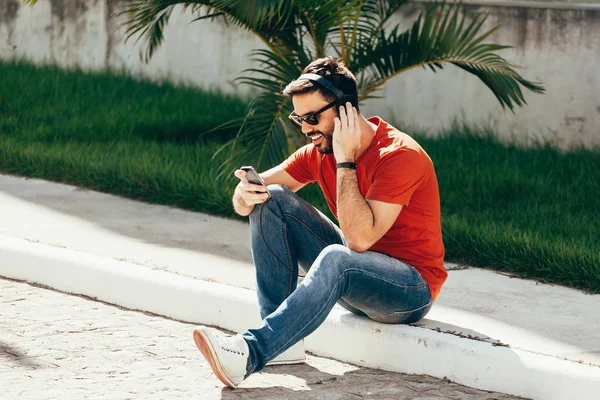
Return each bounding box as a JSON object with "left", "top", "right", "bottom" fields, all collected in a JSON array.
[{"left": 24, "top": 0, "right": 545, "bottom": 178}]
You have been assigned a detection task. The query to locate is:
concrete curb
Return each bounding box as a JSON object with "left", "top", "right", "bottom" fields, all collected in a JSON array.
[{"left": 2, "top": 235, "right": 599, "bottom": 400}]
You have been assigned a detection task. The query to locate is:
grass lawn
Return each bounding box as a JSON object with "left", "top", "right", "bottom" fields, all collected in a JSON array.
[{"left": 1, "top": 61, "right": 599, "bottom": 294}]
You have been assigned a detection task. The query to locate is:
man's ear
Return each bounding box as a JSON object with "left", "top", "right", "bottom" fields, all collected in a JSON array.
[{"left": 332, "top": 100, "right": 341, "bottom": 117}]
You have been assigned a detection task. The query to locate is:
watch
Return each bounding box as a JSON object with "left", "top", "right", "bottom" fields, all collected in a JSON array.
[{"left": 336, "top": 162, "right": 358, "bottom": 170}]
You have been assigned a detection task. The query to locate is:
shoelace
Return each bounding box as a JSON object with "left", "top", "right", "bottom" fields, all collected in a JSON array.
[
  {"left": 219, "top": 336, "right": 247, "bottom": 356},
  {"left": 222, "top": 347, "right": 244, "bottom": 355}
]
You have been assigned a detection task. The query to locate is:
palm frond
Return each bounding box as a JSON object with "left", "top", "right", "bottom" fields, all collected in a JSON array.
[
  {"left": 355, "top": 2, "right": 544, "bottom": 110},
  {"left": 326, "top": 0, "right": 408, "bottom": 68},
  {"left": 210, "top": 0, "right": 294, "bottom": 27},
  {"left": 122, "top": 0, "right": 297, "bottom": 62},
  {"left": 122, "top": 1, "right": 192, "bottom": 62},
  {"left": 213, "top": 97, "right": 293, "bottom": 182},
  {"left": 213, "top": 49, "right": 304, "bottom": 179},
  {"left": 296, "top": 0, "right": 363, "bottom": 58}
]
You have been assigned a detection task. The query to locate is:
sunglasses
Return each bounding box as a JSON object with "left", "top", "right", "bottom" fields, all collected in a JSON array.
[{"left": 288, "top": 100, "right": 337, "bottom": 127}]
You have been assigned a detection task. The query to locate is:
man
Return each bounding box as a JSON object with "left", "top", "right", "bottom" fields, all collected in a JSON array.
[{"left": 193, "top": 57, "right": 447, "bottom": 388}]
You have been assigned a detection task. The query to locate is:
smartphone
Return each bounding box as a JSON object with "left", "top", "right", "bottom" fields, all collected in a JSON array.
[{"left": 240, "top": 166, "right": 271, "bottom": 200}]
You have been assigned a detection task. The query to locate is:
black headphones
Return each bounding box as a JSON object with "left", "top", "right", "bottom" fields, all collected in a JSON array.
[{"left": 297, "top": 73, "right": 346, "bottom": 102}]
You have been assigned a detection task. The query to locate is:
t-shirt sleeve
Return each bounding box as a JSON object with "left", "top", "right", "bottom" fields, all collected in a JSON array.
[
  {"left": 366, "top": 149, "right": 430, "bottom": 206},
  {"left": 280, "top": 144, "right": 317, "bottom": 184}
]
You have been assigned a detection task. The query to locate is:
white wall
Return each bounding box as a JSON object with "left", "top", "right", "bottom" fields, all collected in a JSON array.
[
  {"left": 1, "top": 0, "right": 265, "bottom": 92},
  {"left": 2, "top": 0, "right": 599, "bottom": 149},
  {"left": 363, "top": 1, "right": 600, "bottom": 149}
]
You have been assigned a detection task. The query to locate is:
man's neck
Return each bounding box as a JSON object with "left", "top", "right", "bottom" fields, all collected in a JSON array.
[{"left": 354, "top": 115, "right": 378, "bottom": 161}]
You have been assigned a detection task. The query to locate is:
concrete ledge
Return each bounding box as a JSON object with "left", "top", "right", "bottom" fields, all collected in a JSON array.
[{"left": 2, "top": 235, "right": 599, "bottom": 400}]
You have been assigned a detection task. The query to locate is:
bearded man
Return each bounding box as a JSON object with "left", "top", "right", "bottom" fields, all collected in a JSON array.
[{"left": 193, "top": 57, "right": 447, "bottom": 388}]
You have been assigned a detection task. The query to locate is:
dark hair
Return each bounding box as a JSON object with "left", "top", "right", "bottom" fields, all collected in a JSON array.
[{"left": 283, "top": 57, "right": 359, "bottom": 111}]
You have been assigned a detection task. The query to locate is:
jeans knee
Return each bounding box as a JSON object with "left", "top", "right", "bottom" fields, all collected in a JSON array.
[
  {"left": 250, "top": 184, "right": 285, "bottom": 218},
  {"left": 250, "top": 184, "right": 304, "bottom": 218},
  {"left": 321, "top": 244, "right": 350, "bottom": 258},
  {"left": 266, "top": 184, "right": 295, "bottom": 204},
  {"left": 313, "top": 245, "right": 351, "bottom": 277},
  {"left": 323, "top": 243, "right": 352, "bottom": 265}
]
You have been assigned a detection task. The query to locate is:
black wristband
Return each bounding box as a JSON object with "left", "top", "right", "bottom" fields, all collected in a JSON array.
[{"left": 336, "top": 162, "right": 358, "bottom": 170}]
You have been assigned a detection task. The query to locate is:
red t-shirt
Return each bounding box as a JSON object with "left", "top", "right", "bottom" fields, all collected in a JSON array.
[{"left": 280, "top": 116, "right": 447, "bottom": 301}]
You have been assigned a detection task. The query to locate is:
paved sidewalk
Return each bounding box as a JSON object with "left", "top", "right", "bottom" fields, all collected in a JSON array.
[
  {"left": 0, "top": 277, "right": 525, "bottom": 400},
  {"left": 1, "top": 173, "right": 599, "bottom": 399},
  {"left": 1, "top": 173, "right": 598, "bottom": 365}
]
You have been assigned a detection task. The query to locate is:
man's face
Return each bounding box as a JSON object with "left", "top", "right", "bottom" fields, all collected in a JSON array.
[{"left": 291, "top": 91, "right": 337, "bottom": 154}]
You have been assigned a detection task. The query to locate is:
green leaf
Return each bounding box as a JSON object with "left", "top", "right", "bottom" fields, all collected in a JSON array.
[
  {"left": 121, "top": 0, "right": 297, "bottom": 62},
  {"left": 355, "top": 2, "right": 544, "bottom": 110},
  {"left": 213, "top": 48, "right": 304, "bottom": 180}
]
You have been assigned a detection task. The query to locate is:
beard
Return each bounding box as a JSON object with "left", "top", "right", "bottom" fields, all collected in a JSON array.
[{"left": 308, "top": 129, "right": 334, "bottom": 154}]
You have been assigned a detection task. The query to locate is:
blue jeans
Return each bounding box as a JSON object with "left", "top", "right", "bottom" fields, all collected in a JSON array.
[{"left": 242, "top": 185, "right": 433, "bottom": 374}]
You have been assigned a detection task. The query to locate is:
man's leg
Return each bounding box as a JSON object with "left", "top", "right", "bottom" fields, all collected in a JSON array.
[
  {"left": 191, "top": 184, "right": 346, "bottom": 387},
  {"left": 249, "top": 184, "right": 345, "bottom": 319},
  {"left": 242, "top": 244, "right": 433, "bottom": 374}
]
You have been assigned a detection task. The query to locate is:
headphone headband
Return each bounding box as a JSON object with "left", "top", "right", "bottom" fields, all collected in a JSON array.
[{"left": 297, "top": 73, "right": 345, "bottom": 101}]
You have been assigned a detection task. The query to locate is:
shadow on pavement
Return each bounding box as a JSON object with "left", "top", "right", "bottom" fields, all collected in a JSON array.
[
  {"left": 0, "top": 340, "right": 48, "bottom": 370},
  {"left": 218, "top": 362, "right": 525, "bottom": 400}
]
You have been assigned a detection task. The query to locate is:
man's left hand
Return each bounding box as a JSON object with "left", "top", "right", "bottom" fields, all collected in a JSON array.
[{"left": 333, "top": 102, "right": 361, "bottom": 162}]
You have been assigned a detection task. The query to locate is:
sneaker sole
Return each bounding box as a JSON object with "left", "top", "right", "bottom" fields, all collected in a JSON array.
[
  {"left": 265, "top": 357, "right": 306, "bottom": 366},
  {"left": 193, "top": 329, "right": 237, "bottom": 389}
]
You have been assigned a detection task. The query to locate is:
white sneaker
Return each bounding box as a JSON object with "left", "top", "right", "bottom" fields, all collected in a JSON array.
[
  {"left": 192, "top": 326, "right": 249, "bottom": 388},
  {"left": 265, "top": 340, "right": 306, "bottom": 366}
]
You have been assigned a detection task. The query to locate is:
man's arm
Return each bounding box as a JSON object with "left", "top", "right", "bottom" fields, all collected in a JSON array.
[
  {"left": 232, "top": 166, "right": 307, "bottom": 216},
  {"left": 260, "top": 166, "right": 307, "bottom": 192},
  {"left": 336, "top": 168, "right": 402, "bottom": 252},
  {"left": 332, "top": 103, "right": 403, "bottom": 251}
]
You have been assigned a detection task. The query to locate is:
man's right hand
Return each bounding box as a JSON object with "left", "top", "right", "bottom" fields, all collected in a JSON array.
[{"left": 233, "top": 169, "right": 270, "bottom": 215}]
